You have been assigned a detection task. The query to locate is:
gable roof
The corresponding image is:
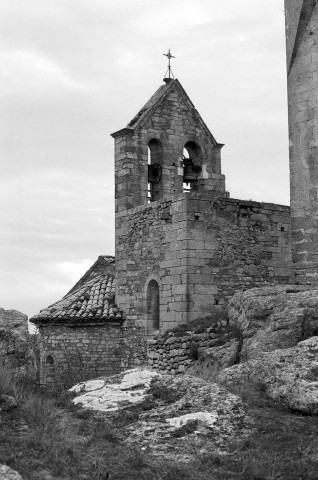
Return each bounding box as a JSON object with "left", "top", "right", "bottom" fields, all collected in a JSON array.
[
  {"left": 30, "top": 256, "right": 124, "bottom": 326},
  {"left": 67, "top": 255, "right": 115, "bottom": 295},
  {"left": 111, "top": 79, "right": 220, "bottom": 146}
]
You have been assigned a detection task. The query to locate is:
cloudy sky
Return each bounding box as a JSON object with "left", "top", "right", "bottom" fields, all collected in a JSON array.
[{"left": 1, "top": 0, "right": 288, "bottom": 319}]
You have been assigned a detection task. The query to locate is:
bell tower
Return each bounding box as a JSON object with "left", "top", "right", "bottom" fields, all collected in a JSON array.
[{"left": 112, "top": 72, "right": 226, "bottom": 331}]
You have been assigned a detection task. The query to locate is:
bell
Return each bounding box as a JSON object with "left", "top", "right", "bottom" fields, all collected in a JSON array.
[{"left": 183, "top": 157, "right": 202, "bottom": 184}]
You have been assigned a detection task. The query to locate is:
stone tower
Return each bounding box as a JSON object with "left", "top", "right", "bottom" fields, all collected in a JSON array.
[
  {"left": 285, "top": 0, "right": 318, "bottom": 283},
  {"left": 112, "top": 78, "right": 226, "bottom": 332}
]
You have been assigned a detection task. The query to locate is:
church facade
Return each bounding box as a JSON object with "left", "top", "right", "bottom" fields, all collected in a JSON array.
[{"left": 112, "top": 78, "right": 293, "bottom": 333}]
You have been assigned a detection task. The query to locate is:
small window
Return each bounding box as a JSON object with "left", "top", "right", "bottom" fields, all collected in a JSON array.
[
  {"left": 183, "top": 141, "right": 202, "bottom": 192},
  {"left": 147, "top": 280, "right": 160, "bottom": 330},
  {"left": 46, "top": 355, "right": 55, "bottom": 365},
  {"left": 148, "top": 139, "right": 163, "bottom": 202}
]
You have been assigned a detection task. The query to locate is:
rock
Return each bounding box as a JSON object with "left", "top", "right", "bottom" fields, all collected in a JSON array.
[
  {"left": 185, "top": 339, "right": 240, "bottom": 382},
  {"left": 0, "top": 394, "right": 18, "bottom": 412},
  {"left": 0, "top": 308, "right": 28, "bottom": 337},
  {"left": 0, "top": 465, "right": 23, "bottom": 480},
  {"left": 71, "top": 368, "right": 252, "bottom": 461},
  {"left": 0, "top": 307, "right": 38, "bottom": 379},
  {"left": 70, "top": 369, "right": 160, "bottom": 411},
  {"left": 228, "top": 285, "right": 318, "bottom": 361},
  {"left": 218, "top": 336, "right": 318, "bottom": 414}
]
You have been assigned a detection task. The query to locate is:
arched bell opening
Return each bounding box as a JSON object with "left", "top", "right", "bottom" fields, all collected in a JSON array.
[
  {"left": 147, "top": 279, "right": 160, "bottom": 331},
  {"left": 183, "top": 141, "right": 202, "bottom": 192},
  {"left": 148, "top": 139, "right": 163, "bottom": 202}
]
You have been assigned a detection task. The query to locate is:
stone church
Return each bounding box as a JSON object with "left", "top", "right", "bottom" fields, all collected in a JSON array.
[{"left": 31, "top": 0, "right": 318, "bottom": 384}]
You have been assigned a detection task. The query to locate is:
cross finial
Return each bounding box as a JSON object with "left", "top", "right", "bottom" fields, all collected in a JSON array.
[{"left": 163, "top": 49, "right": 175, "bottom": 81}]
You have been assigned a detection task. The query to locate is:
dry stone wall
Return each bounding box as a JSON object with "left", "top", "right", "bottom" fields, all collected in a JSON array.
[
  {"left": 147, "top": 328, "right": 234, "bottom": 375},
  {"left": 38, "top": 324, "right": 147, "bottom": 385}
]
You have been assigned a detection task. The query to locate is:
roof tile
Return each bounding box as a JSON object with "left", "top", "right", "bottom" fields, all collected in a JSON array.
[{"left": 30, "top": 273, "right": 124, "bottom": 326}]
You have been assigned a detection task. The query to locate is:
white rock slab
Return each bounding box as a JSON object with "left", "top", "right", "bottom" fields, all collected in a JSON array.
[
  {"left": 70, "top": 369, "right": 160, "bottom": 412},
  {"left": 166, "top": 411, "right": 218, "bottom": 429}
]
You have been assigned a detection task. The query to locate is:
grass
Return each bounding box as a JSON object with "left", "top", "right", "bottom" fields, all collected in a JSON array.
[
  {"left": 1, "top": 368, "right": 318, "bottom": 479},
  {"left": 159, "top": 313, "right": 237, "bottom": 340}
]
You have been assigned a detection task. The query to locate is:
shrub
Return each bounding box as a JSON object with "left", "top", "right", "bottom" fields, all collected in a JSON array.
[
  {"left": 147, "top": 379, "right": 181, "bottom": 404},
  {"left": 0, "top": 366, "right": 15, "bottom": 397},
  {"left": 21, "top": 394, "right": 61, "bottom": 431}
]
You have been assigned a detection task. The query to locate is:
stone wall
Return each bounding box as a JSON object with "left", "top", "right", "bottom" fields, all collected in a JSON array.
[
  {"left": 147, "top": 327, "right": 234, "bottom": 374},
  {"left": 285, "top": 1, "right": 318, "bottom": 283},
  {"left": 116, "top": 192, "right": 294, "bottom": 331},
  {"left": 199, "top": 197, "right": 293, "bottom": 302},
  {"left": 38, "top": 323, "right": 147, "bottom": 385}
]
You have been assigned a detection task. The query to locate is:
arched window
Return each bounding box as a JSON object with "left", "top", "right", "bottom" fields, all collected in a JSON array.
[
  {"left": 147, "top": 280, "right": 160, "bottom": 330},
  {"left": 183, "top": 141, "right": 202, "bottom": 192},
  {"left": 46, "top": 355, "right": 55, "bottom": 366},
  {"left": 148, "top": 139, "right": 163, "bottom": 202}
]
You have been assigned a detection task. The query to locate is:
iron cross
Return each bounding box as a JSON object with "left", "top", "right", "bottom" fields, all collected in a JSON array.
[{"left": 163, "top": 49, "right": 175, "bottom": 79}]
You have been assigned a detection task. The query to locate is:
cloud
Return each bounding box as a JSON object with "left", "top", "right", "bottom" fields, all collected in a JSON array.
[
  {"left": 0, "top": 170, "right": 114, "bottom": 317},
  {"left": 0, "top": 50, "right": 86, "bottom": 96}
]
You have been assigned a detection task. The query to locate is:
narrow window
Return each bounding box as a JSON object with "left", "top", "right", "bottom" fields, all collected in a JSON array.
[
  {"left": 183, "top": 141, "right": 202, "bottom": 192},
  {"left": 148, "top": 139, "right": 163, "bottom": 202},
  {"left": 147, "top": 280, "right": 160, "bottom": 330}
]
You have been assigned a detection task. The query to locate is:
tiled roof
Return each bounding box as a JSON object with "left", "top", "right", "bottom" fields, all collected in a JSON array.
[
  {"left": 67, "top": 256, "right": 115, "bottom": 295},
  {"left": 30, "top": 258, "right": 124, "bottom": 326}
]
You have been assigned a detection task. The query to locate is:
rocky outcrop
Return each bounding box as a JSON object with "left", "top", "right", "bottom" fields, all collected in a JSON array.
[
  {"left": 0, "top": 308, "right": 37, "bottom": 378},
  {"left": 0, "top": 394, "right": 18, "bottom": 412},
  {"left": 0, "top": 465, "right": 23, "bottom": 480},
  {"left": 0, "top": 309, "right": 28, "bottom": 336},
  {"left": 71, "top": 368, "right": 252, "bottom": 461},
  {"left": 218, "top": 336, "right": 318, "bottom": 414},
  {"left": 228, "top": 285, "right": 318, "bottom": 361},
  {"left": 185, "top": 339, "right": 240, "bottom": 382}
]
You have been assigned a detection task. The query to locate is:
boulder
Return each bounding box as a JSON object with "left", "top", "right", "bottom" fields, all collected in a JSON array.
[
  {"left": 228, "top": 285, "right": 318, "bottom": 361},
  {"left": 0, "top": 308, "right": 37, "bottom": 378},
  {"left": 0, "top": 394, "right": 18, "bottom": 412},
  {"left": 0, "top": 308, "right": 28, "bottom": 337},
  {"left": 0, "top": 465, "right": 23, "bottom": 480},
  {"left": 70, "top": 368, "right": 252, "bottom": 461},
  {"left": 185, "top": 339, "right": 240, "bottom": 382},
  {"left": 218, "top": 336, "right": 318, "bottom": 414}
]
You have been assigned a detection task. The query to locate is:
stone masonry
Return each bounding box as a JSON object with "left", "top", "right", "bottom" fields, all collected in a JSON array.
[
  {"left": 285, "top": 1, "right": 318, "bottom": 283},
  {"left": 113, "top": 77, "right": 294, "bottom": 333},
  {"left": 147, "top": 329, "right": 234, "bottom": 375},
  {"left": 38, "top": 324, "right": 147, "bottom": 385},
  {"left": 116, "top": 193, "right": 293, "bottom": 332}
]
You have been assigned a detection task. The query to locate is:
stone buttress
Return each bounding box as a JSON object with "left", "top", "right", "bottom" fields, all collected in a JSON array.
[{"left": 285, "top": 0, "right": 318, "bottom": 283}]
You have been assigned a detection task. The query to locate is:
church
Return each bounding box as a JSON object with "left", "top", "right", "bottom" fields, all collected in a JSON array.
[{"left": 30, "top": 0, "right": 318, "bottom": 384}]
